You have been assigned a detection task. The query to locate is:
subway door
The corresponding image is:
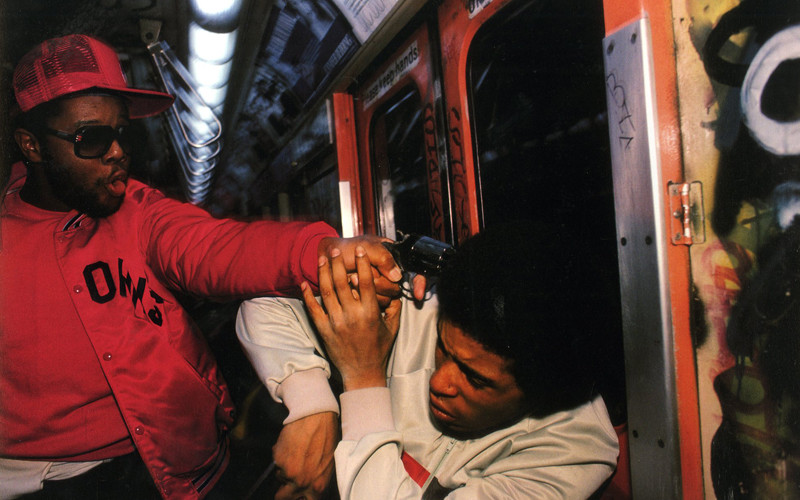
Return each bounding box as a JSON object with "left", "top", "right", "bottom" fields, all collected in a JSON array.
[
  {"left": 352, "top": 18, "right": 452, "bottom": 243},
  {"left": 438, "top": 0, "right": 630, "bottom": 495}
]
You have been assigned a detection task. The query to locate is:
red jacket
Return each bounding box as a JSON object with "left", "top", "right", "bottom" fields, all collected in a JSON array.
[{"left": 0, "top": 163, "right": 337, "bottom": 498}]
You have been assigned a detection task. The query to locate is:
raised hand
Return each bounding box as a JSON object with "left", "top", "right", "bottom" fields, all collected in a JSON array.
[
  {"left": 301, "top": 245, "right": 402, "bottom": 391},
  {"left": 317, "top": 236, "right": 402, "bottom": 303}
]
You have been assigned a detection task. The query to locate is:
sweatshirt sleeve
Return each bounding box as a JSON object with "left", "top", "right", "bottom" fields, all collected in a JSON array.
[
  {"left": 334, "top": 388, "right": 427, "bottom": 500},
  {"left": 335, "top": 395, "right": 619, "bottom": 500},
  {"left": 236, "top": 297, "right": 338, "bottom": 423},
  {"left": 136, "top": 186, "right": 338, "bottom": 300},
  {"left": 444, "top": 397, "right": 620, "bottom": 500}
]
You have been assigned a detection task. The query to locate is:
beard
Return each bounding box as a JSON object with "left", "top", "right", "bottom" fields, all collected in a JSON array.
[{"left": 40, "top": 150, "right": 125, "bottom": 218}]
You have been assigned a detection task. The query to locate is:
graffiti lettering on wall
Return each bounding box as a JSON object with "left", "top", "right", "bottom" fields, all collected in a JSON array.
[
  {"left": 423, "top": 103, "right": 444, "bottom": 240},
  {"left": 698, "top": 239, "right": 754, "bottom": 371},
  {"left": 605, "top": 72, "right": 635, "bottom": 151},
  {"left": 447, "top": 106, "right": 472, "bottom": 243},
  {"left": 695, "top": 1, "right": 800, "bottom": 497}
]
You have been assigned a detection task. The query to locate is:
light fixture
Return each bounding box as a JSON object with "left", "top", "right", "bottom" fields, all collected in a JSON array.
[
  {"left": 188, "top": 22, "right": 237, "bottom": 64},
  {"left": 149, "top": 40, "right": 222, "bottom": 204},
  {"left": 189, "top": 55, "right": 233, "bottom": 88},
  {"left": 189, "top": 0, "right": 242, "bottom": 30}
]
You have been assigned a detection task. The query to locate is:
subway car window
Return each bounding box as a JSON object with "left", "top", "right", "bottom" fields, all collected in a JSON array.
[
  {"left": 370, "top": 85, "right": 433, "bottom": 239},
  {"left": 286, "top": 150, "right": 342, "bottom": 231},
  {"left": 467, "top": 0, "right": 626, "bottom": 424},
  {"left": 468, "top": 0, "right": 611, "bottom": 231}
]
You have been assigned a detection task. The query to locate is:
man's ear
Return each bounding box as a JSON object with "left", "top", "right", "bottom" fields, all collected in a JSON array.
[{"left": 14, "top": 128, "right": 43, "bottom": 163}]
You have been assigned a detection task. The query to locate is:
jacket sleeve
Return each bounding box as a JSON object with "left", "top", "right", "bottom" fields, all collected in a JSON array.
[
  {"left": 236, "top": 297, "right": 339, "bottom": 423},
  {"left": 135, "top": 186, "right": 338, "bottom": 299}
]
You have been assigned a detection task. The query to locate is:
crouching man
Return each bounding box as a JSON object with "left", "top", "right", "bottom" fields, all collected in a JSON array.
[{"left": 236, "top": 222, "right": 619, "bottom": 499}]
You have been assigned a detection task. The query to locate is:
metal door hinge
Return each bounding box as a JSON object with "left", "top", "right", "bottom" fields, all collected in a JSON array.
[{"left": 668, "top": 181, "right": 705, "bottom": 245}]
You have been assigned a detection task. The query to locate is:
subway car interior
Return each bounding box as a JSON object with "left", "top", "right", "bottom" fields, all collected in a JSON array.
[
  {"left": 0, "top": 0, "right": 624, "bottom": 497},
  {"left": 7, "top": 0, "right": 795, "bottom": 498}
]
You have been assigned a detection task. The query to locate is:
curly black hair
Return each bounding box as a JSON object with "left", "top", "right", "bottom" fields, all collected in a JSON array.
[{"left": 436, "top": 220, "right": 609, "bottom": 418}]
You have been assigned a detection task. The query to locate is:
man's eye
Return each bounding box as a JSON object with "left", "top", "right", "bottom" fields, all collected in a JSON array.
[{"left": 466, "top": 375, "right": 488, "bottom": 389}]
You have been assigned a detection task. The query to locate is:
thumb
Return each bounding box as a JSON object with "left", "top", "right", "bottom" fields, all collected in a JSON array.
[{"left": 383, "top": 299, "right": 403, "bottom": 335}]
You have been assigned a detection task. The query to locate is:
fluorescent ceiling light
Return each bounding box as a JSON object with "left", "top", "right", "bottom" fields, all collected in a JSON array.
[
  {"left": 189, "top": 22, "right": 237, "bottom": 64},
  {"left": 197, "top": 85, "right": 228, "bottom": 108},
  {"left": 189, "top": 56, "right": 233, "bottom": 88},
  {"left": 190, "top": 0, "right": 242, "bottom": 18}
]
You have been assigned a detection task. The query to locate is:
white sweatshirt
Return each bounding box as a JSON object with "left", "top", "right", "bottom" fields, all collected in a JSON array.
[{"left": 236, "top": 295, "right": 619, "bottom": 499}]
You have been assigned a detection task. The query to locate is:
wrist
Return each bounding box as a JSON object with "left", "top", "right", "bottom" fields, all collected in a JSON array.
[{"left": 342, "top": 371, "right": 386, "bottom": 391}]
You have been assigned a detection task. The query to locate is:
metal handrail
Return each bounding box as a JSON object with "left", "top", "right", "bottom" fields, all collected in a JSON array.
[{"left": 148, "top": 40, "right": 222, "bottom": 149}]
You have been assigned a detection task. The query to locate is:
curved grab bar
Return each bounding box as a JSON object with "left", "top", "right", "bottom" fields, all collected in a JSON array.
[{"left": 148, "top": 40, "right": 222, "bottom": 148}]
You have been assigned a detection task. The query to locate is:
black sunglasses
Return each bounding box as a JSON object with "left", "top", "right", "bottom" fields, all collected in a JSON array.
[{"left": 44, "top": 125, "right": 133, "bottom": 159}]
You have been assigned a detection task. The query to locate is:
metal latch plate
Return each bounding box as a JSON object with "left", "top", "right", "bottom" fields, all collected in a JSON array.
[{"left": 668, "top": 181, "right": 705, "bottom": 245}]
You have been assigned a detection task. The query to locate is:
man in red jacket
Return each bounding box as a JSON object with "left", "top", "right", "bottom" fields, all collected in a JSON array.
[{"left": 0, "top": 34, "right": 401, "bottom": 500}]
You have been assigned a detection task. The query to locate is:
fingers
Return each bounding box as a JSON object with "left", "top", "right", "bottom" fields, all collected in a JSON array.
[
  {"left": 412, "top": 274, "right": 428, "bottom": 301},
  {"left": 271, "top": 413, "right": 338, "bottom": 500},
  {"left": 317, "top": 236, "right": 402, "bottom": 284},
  {"left": 319, "top": 246, "right": 381, "bottom": 308},
  {"left": 351, "top": 269, "right": 401, "bottom": 306},
  {"left": 308, "top": 241, "right": 396, "bottom": 334},
  {"left": 363, "top": 238, "right": 403, "bottom": 283},
  {"left": 355, "top": 246, "right": 378, "bottom": 305},
  {"left": 384, "top": 297, "right": 403, "bottom": 319},
  {"left": 300, "top": 281, "right": 326, "bottom": 326},
  {"left": 329, "top": 248, "right": 356, "bottom": 305},
  {"left": 273, "top": 482, "right": 296, "bottom": 500},
  {"left": 374, "top": 273, "right": 402, "bottom": 299},
  {"left": 382, "top": 298, "right": 403, "bottom": 337},
  {"left": 316, "top": 252, "right": 344, "bottom": 320}
]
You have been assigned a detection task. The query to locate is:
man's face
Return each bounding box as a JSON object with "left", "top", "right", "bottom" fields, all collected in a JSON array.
[
  {"left": 39, "top": 95, "right": 131, "bottom": 217},
  {"left": 428, "top": 319, "right": 526, "bottom": 438}
]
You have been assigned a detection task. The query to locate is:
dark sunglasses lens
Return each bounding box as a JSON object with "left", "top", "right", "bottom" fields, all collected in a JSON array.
[
  {"left": 75, "top": 127, "right": 131, "bottom": 158},
  {"left": 116, "top": 127, "right": 133, "bottom": 154}
]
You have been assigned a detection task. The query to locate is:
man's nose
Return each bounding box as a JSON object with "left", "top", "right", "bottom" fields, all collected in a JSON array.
[
  {"left": 429, "top": 361, "right": 458, "bottom": 397},
  {"left": 103, "top": 138, "right": 126, "bottom": 162}
]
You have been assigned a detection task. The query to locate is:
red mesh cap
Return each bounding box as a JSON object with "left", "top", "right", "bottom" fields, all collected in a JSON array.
[{"left": 13, "top": 34, "right": 174, "bottom": 119}]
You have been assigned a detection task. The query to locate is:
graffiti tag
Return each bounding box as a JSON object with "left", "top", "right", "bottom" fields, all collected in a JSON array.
[
  {"left": 448, "top": 106, "right": 472, "bottom": 243},
  {"left": 605, "top": 71, "right": 635, "bottom": 150},
  {"left": 423, "top": 103, "right": 444, "bottom": 238}
]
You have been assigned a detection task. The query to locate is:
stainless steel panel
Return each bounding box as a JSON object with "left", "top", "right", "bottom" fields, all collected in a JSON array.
[{"left": 603, "top": 17, "right": 682, "bottom": 498}]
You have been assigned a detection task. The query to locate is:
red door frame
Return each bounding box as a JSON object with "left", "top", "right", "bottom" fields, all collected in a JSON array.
[
  {"left": 348, "top": 21, "right": 448, "bottom": 241},
  {"left": 436, "top": 0, "right": 515, "bottom": 242}
]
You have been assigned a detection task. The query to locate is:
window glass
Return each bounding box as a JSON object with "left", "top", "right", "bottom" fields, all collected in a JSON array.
[
  {"left": 468, "top": 0, "right": 610, "bottom": 233},
  {"left": 467, "top": 0, "right": 626, "bottom": 424},
  {"left": 370, "top": 85, "right": 433, "bottom": 238},
  {"left": 287, "top": 150, "right": 342, "bottom": 233}
]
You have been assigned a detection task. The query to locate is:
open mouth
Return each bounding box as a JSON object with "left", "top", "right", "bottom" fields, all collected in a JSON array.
[{"left": 106, "top": 172, "right": 128, "bottom": 197}]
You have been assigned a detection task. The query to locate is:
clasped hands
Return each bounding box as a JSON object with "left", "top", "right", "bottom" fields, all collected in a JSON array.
[
  {"left": 301, "top": 243, "right": 402, "bottom": 391},
  {"left": 271, "top": 236, "right": 417, "bottom": 500}
]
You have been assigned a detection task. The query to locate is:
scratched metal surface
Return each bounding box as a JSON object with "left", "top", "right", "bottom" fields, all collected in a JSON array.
[{"left": 604, "top": 17, "right": 682, "bottom": 499}]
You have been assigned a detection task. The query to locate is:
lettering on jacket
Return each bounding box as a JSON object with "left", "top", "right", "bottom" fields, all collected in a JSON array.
[{"left": 82, "top": 258, "right": 165, "bottom": 326}]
